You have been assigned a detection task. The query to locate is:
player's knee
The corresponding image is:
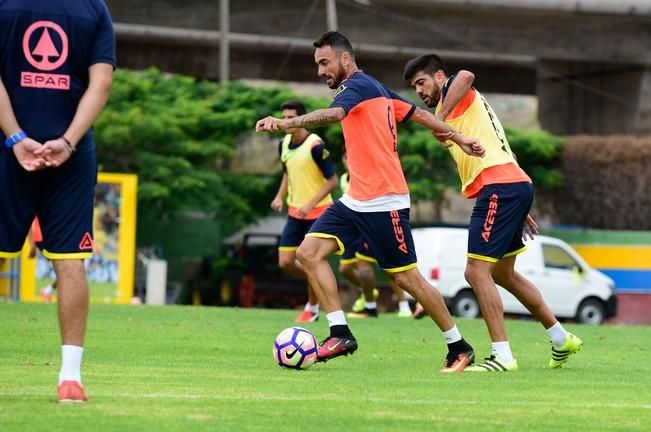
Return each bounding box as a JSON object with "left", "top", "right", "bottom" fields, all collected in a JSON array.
[
  {"left": 296, "top": 244, "right": 319, "bottom": 266},
  {"left": 464, "top": 264, "right": 487, "bottom": 287},
  {"left": 392, "top": 271, "right": 417, "bottom": 294}
]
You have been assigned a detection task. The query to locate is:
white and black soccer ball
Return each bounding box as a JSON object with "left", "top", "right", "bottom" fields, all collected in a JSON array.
[{"left": 273, "top": 326, "right": 318, "bottom": 370}]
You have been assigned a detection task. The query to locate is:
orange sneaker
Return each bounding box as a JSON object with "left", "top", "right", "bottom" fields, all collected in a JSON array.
[
  {"left": 294, "top": 310, "right": 319, "bottom": 323},
  {"left": 40, "top": 288, "right": 52, "bottom": 303},
  {"left": 413, "top": 303, "right": 426, "bottom": 320},
  {"left": 58, "top": 380, "right": 88, "bottom": 403},
  {"left": 440, "top": 349, "right": 475, "bottom": 373}
]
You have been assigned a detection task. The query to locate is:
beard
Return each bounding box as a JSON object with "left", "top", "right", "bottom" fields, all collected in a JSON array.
[
  {"left": 418, "top": 83, "right": 440, "bottom": 108},
  {"left": 326, "top": 63, "right": 347, "bottom": 89},
  {"left": 427, "top": 87, "right": 441, "bottom": 107}
]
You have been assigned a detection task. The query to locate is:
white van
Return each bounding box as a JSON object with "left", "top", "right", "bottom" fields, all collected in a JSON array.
[{"left": 411, "top": 227, "right": 617, "bottom": 325}]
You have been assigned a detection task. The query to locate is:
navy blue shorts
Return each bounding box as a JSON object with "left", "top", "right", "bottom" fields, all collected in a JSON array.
[
  {"left": 340, "top": 238, "right": 377, "bottom": 265},
  {"left": 279, "top": 216, "right": 316, "bottom": 251},
  {"left": 468, "top": 182, "right": 534, "bottom": 262},
  {"left": 307, "top": 200, "right": 416, "bottom": 273},
  {"left": 0, "top": 144, "right": 97, "bottom": 260}
]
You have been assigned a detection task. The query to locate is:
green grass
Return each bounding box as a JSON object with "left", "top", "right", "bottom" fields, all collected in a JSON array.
[{"left": 1, "top": 304, "right": 650, "bottom": 432}]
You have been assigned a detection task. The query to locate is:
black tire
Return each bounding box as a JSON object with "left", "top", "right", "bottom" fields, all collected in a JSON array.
[
  {"left": 451, "top": 290, "right": 480, "bottom": 318},
  {"left": 575, "top": 298, "right": 605, "bottom": 325}
]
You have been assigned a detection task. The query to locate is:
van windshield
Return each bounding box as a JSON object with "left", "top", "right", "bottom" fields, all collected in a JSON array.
[{"left": 542, "top": 245, "right": 581, "bottom": 271}]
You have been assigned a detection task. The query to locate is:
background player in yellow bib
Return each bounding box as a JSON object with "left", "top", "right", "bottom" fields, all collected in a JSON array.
[
  {"left": 270, "top": 100, "right": 338, "bottom": 323},
  {"left": 403, "top": 55, "right": 582, "bottom": 372}
]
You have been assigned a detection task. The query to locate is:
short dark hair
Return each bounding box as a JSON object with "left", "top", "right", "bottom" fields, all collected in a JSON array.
[
  {"left": 280, "top": 100, "right": 307, "bottom": 116},
  {"left": 313, "top": 31, "right": 354, "bottom": 57},
  {"left": 403, "top": 54, "right": 448, "bottom": 81}
]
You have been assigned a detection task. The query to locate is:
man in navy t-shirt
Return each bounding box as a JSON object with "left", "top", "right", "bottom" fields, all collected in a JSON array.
[{"left": 0, "top": 0, "right": 116, "bottom": 403}]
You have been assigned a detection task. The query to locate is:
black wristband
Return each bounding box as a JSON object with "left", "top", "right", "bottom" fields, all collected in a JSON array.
[{"left": 61, "top": 136, "right": 75, "bottom": 153}]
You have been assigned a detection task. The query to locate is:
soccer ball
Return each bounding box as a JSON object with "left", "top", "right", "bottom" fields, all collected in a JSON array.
[{"left": 273, "top": 326, "right": 318, "bottom": 370}]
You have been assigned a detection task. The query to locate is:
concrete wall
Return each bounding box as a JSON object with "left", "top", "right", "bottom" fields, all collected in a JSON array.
[
  {"left": 538, "top": 61, "right": 650, "bottom": 135},
  {"left": 105, "top": 0, "right": 651, "bottom": 134}
]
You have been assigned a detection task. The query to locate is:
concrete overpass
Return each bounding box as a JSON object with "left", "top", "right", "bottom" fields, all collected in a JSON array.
[{"left": 107, "top": 0, "right": 651, "bottom": 135}]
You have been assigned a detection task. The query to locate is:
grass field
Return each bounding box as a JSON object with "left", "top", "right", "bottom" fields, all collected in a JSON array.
[{"left": 1, "top": 304, "right": 650, "bottom": 432}]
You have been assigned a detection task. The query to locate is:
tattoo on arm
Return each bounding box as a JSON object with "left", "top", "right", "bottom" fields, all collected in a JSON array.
[{"left": 286, "top": 108, "right": 344, "bottom": 128}]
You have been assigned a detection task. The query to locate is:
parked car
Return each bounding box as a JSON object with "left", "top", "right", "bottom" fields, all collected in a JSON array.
[
  {"left": 412, "top": 227, "right": 617, "bottom": 324},
  {"left": 218, "top": 233, "right": 308, "bottom": 308}
]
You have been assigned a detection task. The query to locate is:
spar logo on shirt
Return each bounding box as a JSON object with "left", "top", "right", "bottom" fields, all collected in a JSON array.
[{"left": 20, "top": 21, "right": 70, "bottom": 90}]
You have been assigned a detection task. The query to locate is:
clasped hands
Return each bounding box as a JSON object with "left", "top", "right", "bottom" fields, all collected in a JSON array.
[{"left": 13, "top": 137, "right": 73, "bottom": 171}]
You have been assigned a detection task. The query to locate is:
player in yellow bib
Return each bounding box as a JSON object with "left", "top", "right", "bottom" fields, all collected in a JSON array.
[
  {"left": 404, "top": 55, "right": 582, "bottom": 372},
  {"left": 270, "top": 100, "right": 338, "bottom": 323}
]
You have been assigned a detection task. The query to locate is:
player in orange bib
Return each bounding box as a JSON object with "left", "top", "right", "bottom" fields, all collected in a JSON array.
[
  {"left": 404, "top": 54, "right": 583, "bottom": 372},
  {"left": 338, "top": 151, "right": 413, "bottom": 319},
  {"left": 257, "top": 31, "right": 485, "bottom": 371}
]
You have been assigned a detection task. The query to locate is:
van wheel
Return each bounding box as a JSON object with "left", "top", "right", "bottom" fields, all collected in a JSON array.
[
  {"left": 451, "top": 290, "right": 480, "bottom": 318},
  {"left": 575, "top": 298, "right": 605, "bottom": 325}
]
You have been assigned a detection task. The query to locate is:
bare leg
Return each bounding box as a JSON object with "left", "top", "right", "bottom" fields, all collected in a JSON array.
[
  {"left": 355, "top": 260, "right": 377, "bottom": 302},
  {"left": 54, "top": 259, "right": 88, "bottom": 346},
  {"left": 339, "top": 260, "right": 376, "bottom": 302},
  {"left": 339, "top": 261, "right": 362, "bottom": 288},
  {"left": 389, "top": 280, "right": 407, "bottom": 302},
  {"left": 464, "top": 258, "right": 506, "bottom": 342},
  {"left": 279, "top": 250, "right": 318, "bottom": 305},
  {"left": 389, "top": 268, "right": 454, "bottom": 332},
  {"left": 491, "top": 255, "right": 557, "bottom": 328},
  {"left": 296, "top": 237, "right": 340, "bottom": 313}
]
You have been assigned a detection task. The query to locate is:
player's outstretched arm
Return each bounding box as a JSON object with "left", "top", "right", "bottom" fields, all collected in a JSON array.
[
  {"left": 437, "top": 70, "right": 475, "bottom": 121},
  {"left": 256, "top": 107, "right": 346, "bottom": 132},
  {"left": 410, "top": 107, "right": 485, "bottom": 157}
]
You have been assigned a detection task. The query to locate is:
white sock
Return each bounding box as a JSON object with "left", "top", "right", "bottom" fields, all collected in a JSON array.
[
  {"left": 491, "top": 341, "right": 514, "bottom": 363},
  {"left": 398, "top": 300, "right": 410, "bottom": 313},
  {"left": 308, "top": 303, "right": 319, "bottom": 314},
  {"left": 545, "top": 322, "right": 568, "bottom": 346},
  {"left": 43, "top": 284, "right": 55, "bottom": 296},
  {"left": 365, "top": 302, "right": 377, "bottom": 309},
  {"left": 442, "top": 325, "right": 462, "bottom": 344},
  {"left": 326, "top": 310, "right": 347, "bottom": 327},
  {"left": 59, "top": 345, "right": 83, "bottom": 385}
]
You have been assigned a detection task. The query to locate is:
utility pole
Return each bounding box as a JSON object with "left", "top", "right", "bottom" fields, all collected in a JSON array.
[
  {"left": 326, "top": 0, "right": 338, "bottom": 30},
  {"left": 219, "top": 0, "right": 230, "bottom": 85}
]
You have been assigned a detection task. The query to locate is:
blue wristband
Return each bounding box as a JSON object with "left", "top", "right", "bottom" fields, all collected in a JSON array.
[{"left": 4, "top": 130, "right": 27, "bottom": 148}]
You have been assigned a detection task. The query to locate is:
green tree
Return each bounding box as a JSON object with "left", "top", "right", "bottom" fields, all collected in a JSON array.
[
  {"left": 505, "top": 127, "right": 564, "bottom": 189},
  {"left": 95, "top": 70, "right": 296, "bottom": 229}
]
